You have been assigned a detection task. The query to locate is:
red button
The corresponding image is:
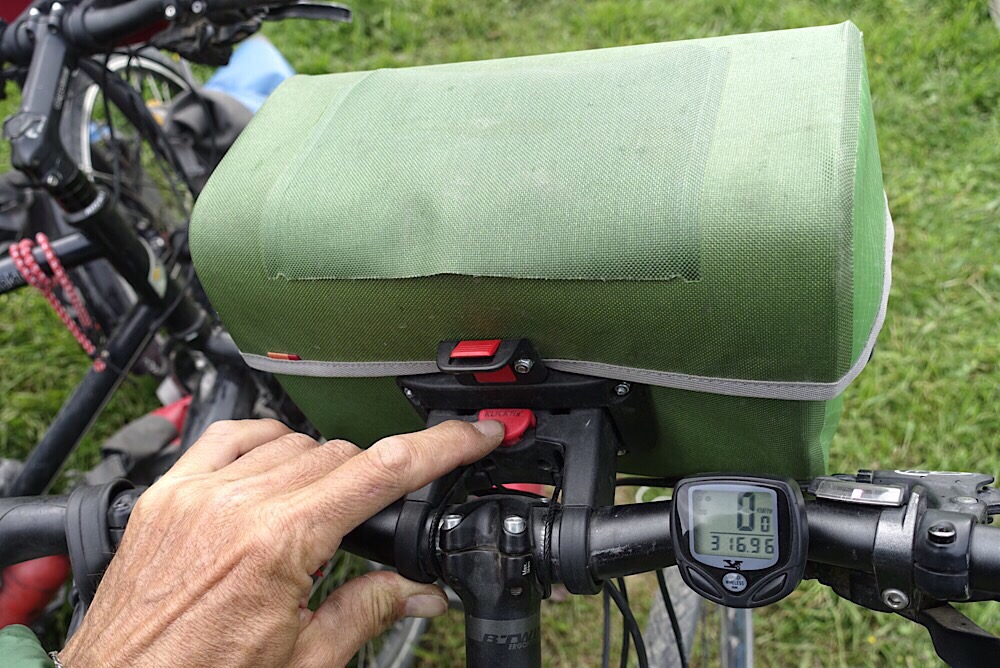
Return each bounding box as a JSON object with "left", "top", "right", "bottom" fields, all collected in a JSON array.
[
  {"left": 477, "top": 409, "right": 536, "bottom": 447},
  {"left": 451, "top": 339, "right": 502, "bottom": 359}
]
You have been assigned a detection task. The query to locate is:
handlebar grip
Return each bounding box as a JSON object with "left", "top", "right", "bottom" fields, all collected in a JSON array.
[{"left": 0, "top": 495, "right": 70, "bottom": 567}]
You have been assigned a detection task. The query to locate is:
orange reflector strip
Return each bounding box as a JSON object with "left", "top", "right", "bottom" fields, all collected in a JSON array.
[{"left": 267, "top": 352, "right": 301, "bottom": 361}]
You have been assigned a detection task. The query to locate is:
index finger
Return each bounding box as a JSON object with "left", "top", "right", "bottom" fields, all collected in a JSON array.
[{"left": 290, "top": 419, "right": 504, "bottom": 563}]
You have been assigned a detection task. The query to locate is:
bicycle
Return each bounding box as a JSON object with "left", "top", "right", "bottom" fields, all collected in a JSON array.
[{"left": 0, "top": 2, "right": 428, "bottom": 665}]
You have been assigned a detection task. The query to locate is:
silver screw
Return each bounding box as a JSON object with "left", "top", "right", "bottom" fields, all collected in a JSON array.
[
  {"left": 164, "top": 4, "right": 177, "bottom": 19},
  {"left": 617, "top": 448, "right": 628, "bottom": 456},
  {"left": 440, "top": 514, "right": 462, "bottom": 531},
  {"left": 44, "top": 173, "right": 59, "bottom": 187},
  {"left": 28, "top": 7, "right": 39, "bottom": 16},
  {"left": 503, "top": 515, "right": 526, "bottom": 534},
  {"left": 881, "top": 588, "right": 909, "bottom": 610},
  {"left": 403, "top": 387, "right": 415, "bottom": 400},
  {"left": 953, "top": 496, "right": 979, "bottom": 505},
  {"left": 928, "top": 523, "right": 957, "bottom": 545},
  {"left": 513, "top": 358, "right": 534, "bottom": 374},
  {"left": 614, "top": 382, "right": 631, "bottom": 397},
  {"left": 51, "top": 2, "right": 63, "bottom": 12},
  {"left": 190, "top": 0, "right": 205, "bottom": 13}
]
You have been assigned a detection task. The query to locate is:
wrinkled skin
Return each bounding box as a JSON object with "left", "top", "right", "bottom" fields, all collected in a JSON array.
[{"left": 60, "top": 418, "right": 504, "bottom": 667}]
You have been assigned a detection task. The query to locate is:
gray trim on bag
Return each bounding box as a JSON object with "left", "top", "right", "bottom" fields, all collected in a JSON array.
[{"left": 242, "top": 199, "right": 894, "bottom": 402}]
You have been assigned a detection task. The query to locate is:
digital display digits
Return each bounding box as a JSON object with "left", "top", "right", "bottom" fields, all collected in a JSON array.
[{"left": 691, "top": 488, "right": 776, "bottom": 560}]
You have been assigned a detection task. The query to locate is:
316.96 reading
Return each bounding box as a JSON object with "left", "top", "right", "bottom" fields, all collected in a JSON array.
[{"left": 692, "top": 489, "right": 777, "bottom": 559}]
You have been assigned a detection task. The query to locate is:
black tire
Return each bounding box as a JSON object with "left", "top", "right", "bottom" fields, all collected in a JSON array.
[{"left": 644, "top": 568, "right": 702, "bottom": 667}]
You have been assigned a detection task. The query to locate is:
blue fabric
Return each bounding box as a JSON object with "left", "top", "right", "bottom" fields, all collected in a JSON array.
[{"left": 204, "top": 36, "right": 295, "bottom": 112}]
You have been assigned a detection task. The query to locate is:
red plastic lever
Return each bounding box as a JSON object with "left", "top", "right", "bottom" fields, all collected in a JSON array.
[
  {"left": 477, "top": 408, "right": 536, "bottom": 447},
  {"left": 450, "top": 339, "right": 502, "bottom": 359}
]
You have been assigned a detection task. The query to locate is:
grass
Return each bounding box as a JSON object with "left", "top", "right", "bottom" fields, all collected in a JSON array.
[{"left": 1, "top": 0, "right": 998, "bottom": 665}]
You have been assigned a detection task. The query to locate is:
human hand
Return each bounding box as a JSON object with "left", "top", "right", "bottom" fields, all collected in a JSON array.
[{"left": 59, "top": 418, "right": 504, "bottom": 667}]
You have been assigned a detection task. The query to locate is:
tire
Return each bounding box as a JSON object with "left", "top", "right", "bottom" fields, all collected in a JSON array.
[{"left": 644, "top": 566, "right": 702, "bottom": 668}]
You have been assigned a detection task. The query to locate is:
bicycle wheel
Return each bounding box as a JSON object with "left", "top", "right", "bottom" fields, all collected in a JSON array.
[{"left": 644, "top": 566, "right": 701, "bottom": 668}]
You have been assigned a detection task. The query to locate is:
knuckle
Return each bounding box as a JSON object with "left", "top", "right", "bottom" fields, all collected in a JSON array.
[
  {"left": 202, "top": 419, "right": 241, "bottom": 440},
  {"left": 323, "top": 439, "right": 361, "bottom": 462},
  {"left": 367, "top": 436, "right": 413, "bottom": 481},
  {"left": 273, "top": 432, "right": 319, "bottom": 453}
]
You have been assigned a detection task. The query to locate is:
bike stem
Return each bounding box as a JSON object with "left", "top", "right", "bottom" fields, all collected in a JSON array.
[{"left": 439, "top": 495, "right": 546, "bottom": 667}]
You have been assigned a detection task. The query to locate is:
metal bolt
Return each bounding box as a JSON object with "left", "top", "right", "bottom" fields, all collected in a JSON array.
[
  {"left": 190, "top": 0, "right": 205, "bottom": 13},
  {"left": 28, "top": 7, "right": 39, "bottom": 16},
  {"left": 513, "top": 358, "right": 534, "bottom": 374},
  {"left": 44, "top": 173, "right": 59, "bottom": 187},
  {"left": 503, "top": 515, "right": 526, "bottom": 535},
  {"left": 403, "top": 387, "right": 415, "bottom": 400},
  {"left": 928, "top": 523, "right": 957, "bottom": 545},
  {"left": 616, "top": 448, "right": 628, "bottom": 456},
  {"left": 440, "top": 514, "right": 462, "bottom": 531},
  {"left": 953, "top": 496, "right": 979, "bottom": 505},
  {"left": 614, "top": 382, "right": 631, "bottom": 397},
  {"left": 51, "top": 2, "right": 63, "bottom": 12},
  {"left": 164, "top": 4, "right": 177, "bottom": 19},
  {"left": 881, "top": 588, "right": 909, "bottom": 610},
  {"left": 509, "top": 586, "right": 523, "bottom": 596}
]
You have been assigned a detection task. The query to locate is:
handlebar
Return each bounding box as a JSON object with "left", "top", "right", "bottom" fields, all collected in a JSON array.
[
  {"left": 0, "top": 0, "right": 297, "bottom": 64},
  {"left": 5, "top": 479, "right": 1000, "bottom": 599}
]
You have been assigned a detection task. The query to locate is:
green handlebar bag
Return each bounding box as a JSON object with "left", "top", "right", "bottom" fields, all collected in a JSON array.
[{"left": 190, "top": 21, "right": 890, "bottom": 479}]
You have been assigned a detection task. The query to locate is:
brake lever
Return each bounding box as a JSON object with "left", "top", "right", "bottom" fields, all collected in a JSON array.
[
  {"left": 264, "top": 2, "right": 351, "bottom": 23},
  {"left": 910, "top": 604, "right": 1000, "bottom": 668}
]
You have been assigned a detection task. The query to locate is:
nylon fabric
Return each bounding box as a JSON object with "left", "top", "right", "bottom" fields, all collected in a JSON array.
[{"left": 190, "top": 22, "right": 889, "bottom": 478}]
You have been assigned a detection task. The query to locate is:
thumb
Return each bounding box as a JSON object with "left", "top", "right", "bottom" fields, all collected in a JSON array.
[{"left": 293, "top": 570, "right": 448, "bottom": 667}]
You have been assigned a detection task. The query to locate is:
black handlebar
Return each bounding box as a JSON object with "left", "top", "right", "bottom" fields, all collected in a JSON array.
[
  {"left": 5, "top": 485, "right": 1000, "bottom": 599},
  {"left": 0, "top": 0, "right": 297, "bottom": 64},
  {"left": 0, "top": 493, "right": 69, "bottom": 566}
]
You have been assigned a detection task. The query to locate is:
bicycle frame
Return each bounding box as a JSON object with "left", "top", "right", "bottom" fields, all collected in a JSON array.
[{"left": 0, "top": 18, "right": 216, "bottom": 496}]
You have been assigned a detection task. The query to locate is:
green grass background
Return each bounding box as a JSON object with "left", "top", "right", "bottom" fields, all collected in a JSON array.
[{"left": 1, "top": 0, "right": 998, "bottom": 665}]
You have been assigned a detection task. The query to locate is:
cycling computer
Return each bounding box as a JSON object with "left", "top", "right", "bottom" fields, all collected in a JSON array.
[{"left": 672, "top": 474, "right": 807, "bottom": 608}]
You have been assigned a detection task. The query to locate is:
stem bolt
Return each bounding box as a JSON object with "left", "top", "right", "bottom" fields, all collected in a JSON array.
[
  {"left": 503, "top": 515, "right": 526, "bottom": 535},
  {"left": 190, "top": 0, "right": 205, "bottom": 13},
  {"left": 164, "top": 4, "right": 177, "bottom": 19},
  {"left": 953, "top": 496, "right": 979, "bottom": 505},
  {"left": 881, "top": 588, "right": 909, "bottom": 610},
  {"left": 440, "top": 514, "right": 462, "bottom": 531},
  {"left": 614, "top": 382, "right": 631, "bottom": 397},
  {"left": 403, "top": 387, "right": 415, "bottom": 400},
  {"left": 928, "top": 522, "right": 957, "bottom": 545},
  {"left": 513, "top": 358, "right": 534, "bottom": 374},
  {"left": 44, "top": 173, "right": 58, "bottom": 187}
]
